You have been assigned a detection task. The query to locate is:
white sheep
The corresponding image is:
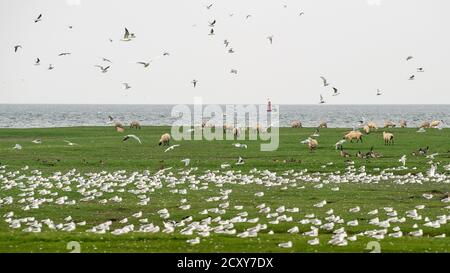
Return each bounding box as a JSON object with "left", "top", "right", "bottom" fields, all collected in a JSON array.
[
  {"left": 383, "top": 131, "right": 394, "bottom": 145},
  {"left": 159, "top": 133, "right": 171, "bottom": 146}
]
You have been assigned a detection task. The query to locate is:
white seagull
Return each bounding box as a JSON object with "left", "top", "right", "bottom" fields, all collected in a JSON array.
[
  {"left": 164, "top": 144, "right": 180, "bottom": 152},
  {"left": 122, "top": 135, "right": 142, "bottom": 144}
]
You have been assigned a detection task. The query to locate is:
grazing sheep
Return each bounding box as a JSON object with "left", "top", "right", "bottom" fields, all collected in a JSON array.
[
  {"left": 116, "top": 127, "right": 125, "bottom": 133},
  {"left": 291, "top": 120, "right": 302, "bottom": 128},
  {"left": 363, "top": 125, "right": 370, "bottom": 134},
  {"left": 384, "top": 121, "right": 396, "bottom": 128},
  {"left": 159, "top": 133, "right": 171, "bottom": 146},
  {"left": 318, "top": 121, "right": 327, "bottom": 128},
  {"left": 420, "top": 121, "right": 430, "bottom": 129},
  {"left": 343, "top": 131, "right": 363, "bottom": 143},
  {"left": 307, "top": 138, "right": 318, "bottom": 151},
  {"left": 367, "top": 122, "right": 378, "bottom": 130},
  {"left": 430, "top": 120, "right": 442, "bottom": 128},
  {"left": 399, "top": 120, "right": 407, "bottom": 128},
  {"left": 130, "top": 121, "right": 141, "bottom": 129},
  {"left": 232, "top": 127, "right": 240, "bottom": 137},
  {"left": 114, "top": 122, "right": 124, "bottom": 129},
  {"left": 383, "top": 131, "right": 394, "bottom": 145}
]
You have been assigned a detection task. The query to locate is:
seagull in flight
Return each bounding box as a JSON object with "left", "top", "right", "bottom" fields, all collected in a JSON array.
[
  {"left": 299, "top": 11, "right": 305, "bottom": 16},
  {"left": 123, "top": 83, "right": 131, "bottom": 90},
  {"left": 399, "top": 155, "right": 406, "bottom": 166},
  {"left": 164, "top": 144, "right": 180, "bottom": 152},
  {"left": 32, "top": 139, "right": 42, "bottom": 144},
  {"left": 228, "top": 48, "right": 235, "bottom": 53},
  {"left": 224, "top": 40, "right": 230, "bottom": 47},
  {"left": 59, "top": 52, "right": 71, "bottom": 56},
  {"left": 206, "top": 4, "right": 213, "bottom": 9},
  {"left": 48, "top": 64, "right": 54, "bottom": 70},
  {"left": 163, "top": 52, "right": 170, "bottom": 56},
  {"left": 137, "top": 62, "right": 150, "bottom": 68},
  {"left": 376, "top": 89, "right": 382, "bottom": 96},
  {"left": 230, "top": 69, "right": 238, "bottom": 74},
  {"left": 320, "top": 76, "right": 329, "bottom": 87},
  {"left": 332, "top": 87, "right": 340, "bottom": 96},
  {"left": 191, "top": 79, "right": 198, "bottom": 88},
  {"left": 181, "top": 158, "right": 190, "bottom": 166},
  {"left": 209, "top": 28, "right": 215, "bottom": 35},
  {"left": 267, "top": 35, "right": 274, "bottom": 44},
  {"left": 94, "top": 65, "right": 110, "bottom": 73},
  {"left": 417, "top": 67, "right": 424, "bottom": 72},
  {"left": 208, "top": 20, "right": 216, "bottom": 27},
  {"left": 14, "top": 45, "right": 22, "bottom": 53},
  {"left": 409, "top": 75, "right": 415, "bottom": 80},
  {"left": 121, "top": 28, "right": 136, "bottom": 41},
  {"left": 245, "top": 15, "right": 252, "bottom": 20},
  {"left": 319, "top": 94, "right": 325, "bottom": 104},
  {"left": 122, "top": 135, "right": 142, "bottom": 144},
  {"left": 406, "top": 56, "right": 413, "bottom": 61},
  {"left": 64, "top": 140, "right": 78, "bottom": 146},
  {"left": 34, "top": 14, "right": 42, "bottom": 23},
  {"left": 102, "top": 57, "right": 112, "bottom": 63},
  {"left": 35, "top": 58, "right": 41, "bottom": 65}
]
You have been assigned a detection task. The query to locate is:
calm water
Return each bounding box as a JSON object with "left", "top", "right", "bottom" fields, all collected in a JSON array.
[{"left": 0, "top": 104, "right": 449, "bottom": 128}]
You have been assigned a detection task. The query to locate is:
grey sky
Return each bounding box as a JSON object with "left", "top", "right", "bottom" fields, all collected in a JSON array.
[{"left": 0, "top": 0, "right": 449, "bottom": 104}]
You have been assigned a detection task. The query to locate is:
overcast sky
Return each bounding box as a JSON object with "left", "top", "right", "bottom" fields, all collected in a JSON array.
[{"left": 0, "top": 0, "right": 449, "bottom": 104}]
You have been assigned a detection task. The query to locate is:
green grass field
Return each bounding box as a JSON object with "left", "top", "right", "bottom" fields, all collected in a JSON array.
[{"left": 0, "top": 126, "right": 449, "bottom": 253}]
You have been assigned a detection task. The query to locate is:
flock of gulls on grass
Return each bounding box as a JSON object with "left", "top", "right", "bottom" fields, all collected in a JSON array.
[{"left": 0, "top": 164, "right": 449, "bottom": 248}]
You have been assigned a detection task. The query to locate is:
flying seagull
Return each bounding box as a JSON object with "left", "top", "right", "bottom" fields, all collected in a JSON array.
[
  {"left": 94, "top": 65, "right": 110, "bottom": 73},
  {"left": 35, "top": 58, "right": 41, "bottom": 65},
  {"left": 64, "top": 140, "right": 78, "bottom": 146},
  {"left": 102, "top": 57, "right": 112, "bottom": 63},
  {"left": 230, "top": 69, "right": 238, "bottom": 74},
  {"left": 406, "top": 56, "right": 413, "bottom": 61},
  {"left": 319, "top": 94, "right": 325, "bottom": 104},
  {"left": 209, "top": 28, "right": 215, "bottom": 35},
  {"left": 246, "top": 15, "right": 252, "bottom": 20},
  {"left": 14, "top": 45, "right": 22, "bottom": 52},
  {"left": 320, "top": 76, "right": 329, "bottom": 87},
  {"left": 121, "top": 28, "right": 136, "bottom": 41},
  {"left": 34, "top": 14, "right": 42, "bottom": 23},
  {"left": 376, "top": 89, "right": 382, "bottom": 96},
  {"left": 48, "top": 64, "right": 54, "bottom": 70},
  {"left": 417, "top": 67, "right": 424, "bottom": 72},
  {"left": 191, "top": 79, "right": 198, "bottom": 88},
  {"left": 299, "top": 11, "right": 305, "bottom": 16},
  {"left": 137, "top": 62, "right": 150, "bottom": 68},
  {"left": 224, "top": 40, "right": 230, "bottom": 47},
  {"left": 228, "top": 48, "right": 235, "bottom": 53},
  {"left": 58, "top": 52, "right": 71, "bottom": 56},
  {"left": 409, "top": 75, "right": 415, "bottom": 80},
  {"left": 399, "top": 155, "right": 406, "bottom": 166},
  {"left": 123, "top": 83, "right": 131, "bottom": 90},
  {"left": 332, "top": 87, "right": 340, "bottom": 96},
  {"left": 163, "top": 52, "right": 170, "bottom": 56},
  {"left": 208, "top": 20, "right": 216, "bottom": 27},
  {"left": 181, "top": 158, "right": 190, "bottom": 166},
  {"left": 164, "top": 144, "right": 180, "bottom": 152},
  {"left": 122, "top": 135, "right": 142, "bottom": 144},
  {"left": 206, "top": 4, "right": 213, "bottom": 9},
  {"left": 267, "top": 35, "right": 274, "bottom": 44}
]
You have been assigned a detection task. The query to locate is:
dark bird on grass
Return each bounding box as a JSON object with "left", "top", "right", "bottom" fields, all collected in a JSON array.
[
  {"left": 34, "top": 14, "right": 42, "bottom": 23},
  {"left": 14, "top": 45, "right": 22, "bottom": 52}
]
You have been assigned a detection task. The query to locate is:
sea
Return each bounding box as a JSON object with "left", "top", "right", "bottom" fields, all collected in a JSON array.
[{"left": 0, "top": 104, "right": 449, "bottom": 128}]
